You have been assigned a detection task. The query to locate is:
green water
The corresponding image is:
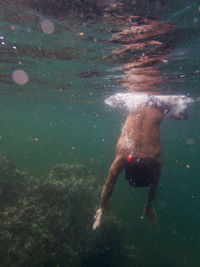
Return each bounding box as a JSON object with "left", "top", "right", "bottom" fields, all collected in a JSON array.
[{"left": 0, "top": 1, "right": 200, "bottom": 266}]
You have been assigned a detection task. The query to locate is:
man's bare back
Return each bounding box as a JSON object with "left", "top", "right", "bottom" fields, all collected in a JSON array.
[{"left": 117, "top": 105, "right": 164, "bottom": 161}]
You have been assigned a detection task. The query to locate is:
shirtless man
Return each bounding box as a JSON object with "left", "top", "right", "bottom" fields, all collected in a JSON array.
[{"left": 93, "top": 94, "right": 192, "bottom": 230}]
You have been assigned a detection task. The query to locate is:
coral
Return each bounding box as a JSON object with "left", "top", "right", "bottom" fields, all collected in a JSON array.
[
  {"left": 0, "top": 156, "right": 31, "bottom": 206},
  {"left": 0, "top": 156, "right": 142, "bottom": 266}
]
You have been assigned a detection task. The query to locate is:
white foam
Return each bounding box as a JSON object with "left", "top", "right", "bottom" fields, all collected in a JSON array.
[{"left": 105, "top": 92, "right": 194, "bottom": 116}]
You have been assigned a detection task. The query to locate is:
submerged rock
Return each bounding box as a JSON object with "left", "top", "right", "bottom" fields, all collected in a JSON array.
[{"left": 0, "top": 157, "right": 142, "bottom": 266}]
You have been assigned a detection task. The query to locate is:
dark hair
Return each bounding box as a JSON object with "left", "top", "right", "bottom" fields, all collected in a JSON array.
[{"left": 125, "top": 158, "right": 161, "bottom": 187}]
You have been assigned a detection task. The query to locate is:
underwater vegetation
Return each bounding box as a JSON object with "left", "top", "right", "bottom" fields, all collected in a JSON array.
[{"left": 0, "top": 156, "right": 142, "bottom": 266}]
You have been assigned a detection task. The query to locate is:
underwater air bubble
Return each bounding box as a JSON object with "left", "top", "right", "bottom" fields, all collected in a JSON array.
[
  {"left": 12, "top": 69, "right": 29, "bottom": 85},
  {"left": 40, "top": 19, "right": 54, "bottom": 34},
  {"left": 105, "top": 92, "right": 194, "bottom": 114}
]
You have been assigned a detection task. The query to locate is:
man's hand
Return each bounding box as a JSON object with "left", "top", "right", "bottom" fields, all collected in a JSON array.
[
  {"left": 93, "top": 208, "right": 103, "bottom": 230},
  {"left": 141, "top": 207, "right": 158, "bottom": 224}
]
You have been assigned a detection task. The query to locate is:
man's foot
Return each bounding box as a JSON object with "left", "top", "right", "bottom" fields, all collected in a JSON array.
[
  {"left": 141, "top": 207, "right": 158, "bottom": 224},
  {"left": 93, "top": 208, "right": 103, "bottom": 230}
]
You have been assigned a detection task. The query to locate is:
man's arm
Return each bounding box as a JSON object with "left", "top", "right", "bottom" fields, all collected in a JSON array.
[
  {"left": 141, "top": 179, "right": 159, "bottom": 224},
  {"left": 93, "top": 155, "right": 126, "bottom": 230},
  {"left": 100, "top": 155, "right": 126, "bottom": 209}
]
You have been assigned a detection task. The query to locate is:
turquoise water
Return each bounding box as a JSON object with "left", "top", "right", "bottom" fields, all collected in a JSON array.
[{"left": 0, "top": 1, "right": 200, "bottom": 266}]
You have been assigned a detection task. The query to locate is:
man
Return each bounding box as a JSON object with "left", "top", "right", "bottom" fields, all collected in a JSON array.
[{"left": 93, "top": 93, "right": 193, "bottom": 230}]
